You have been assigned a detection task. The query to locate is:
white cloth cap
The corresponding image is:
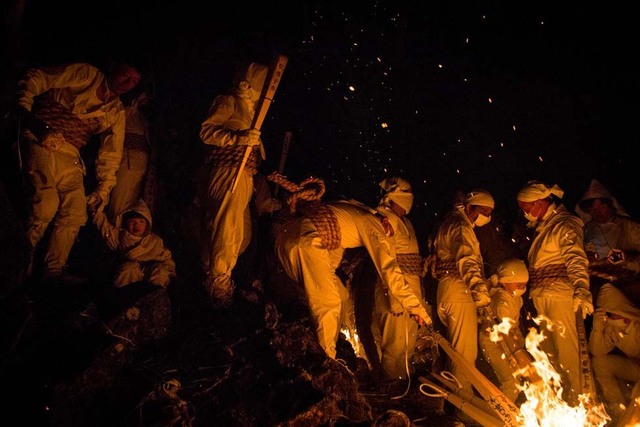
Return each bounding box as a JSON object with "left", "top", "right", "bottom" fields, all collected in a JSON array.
[
  {"left": 517, "top": 181, "right": 564, "bottom": 202},
  {"left": 235, "top": 62, "right": 269, "bottom": 92},
  {"left": 379, "top": 177, "right": 414, "bottom": 214},
  {"left": 597, "top": 283, "right": 640, "bottom": 321},
  {"left": 574, "top": 179, "right": 630, "bottom": 222},
  {"left": 496, "top": 258, "right": 529, "bottom": 284},
  {"left": 465, "top": 190, "right": 494, "bottom": 209}
]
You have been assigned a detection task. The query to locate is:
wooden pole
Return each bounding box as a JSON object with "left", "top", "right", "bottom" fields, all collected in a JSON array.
[
  {"left": 576, "top": 306, "right": 599, "bottom": 402},
  {"left": 273, "top": 131, "right": 292, "bottom": 198},
  {"left": 230, "top": 54, "right": 288, "bottom": 193}
]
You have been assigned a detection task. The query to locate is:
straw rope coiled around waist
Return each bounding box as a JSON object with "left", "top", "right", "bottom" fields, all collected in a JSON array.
[
  {"left": 208, "top": 145, "right": 258, "bottom": 174},
  {"left": 29, "top": 92, "right": 92, "bottom": 149},
  {"left": 434, "top": 258, "right": 461, "bottom": 280},
  {"left": 397, "top": 253, "right": 424, "bottom": 277},
  {"left": 528, "top": 263, "right": 569, "bottom": 288}
]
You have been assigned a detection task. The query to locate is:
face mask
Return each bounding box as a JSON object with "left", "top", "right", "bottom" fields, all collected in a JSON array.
[
  {"left": 523, "top": 211, "right": 537, "bottom": 223},
  {"left": 474, "top": 213, "right": 491, "bottom": 227},
  {"left": 607, "top": 318, "right": 628, "bottom": 330},
  {"left": 510, "top": 288, "right": 526, "bottom": 297}
]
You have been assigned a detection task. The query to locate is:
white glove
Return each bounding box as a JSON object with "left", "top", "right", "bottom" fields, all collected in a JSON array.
[
  {"left": 471, "top": 282, "right": 491, "bottom": 307},
  {"left": 239, "top": 128, "right": 261, "bottom": 146},
  {"left": 573, "top": 287, "right": 594, "bottom": 318},
  {"left": 87, "top": 191, "right": 105, "bottom": 212}
]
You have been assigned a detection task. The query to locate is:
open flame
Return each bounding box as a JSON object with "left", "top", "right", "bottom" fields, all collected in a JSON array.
[{"left": 513, "top": 315, "right": 610, "bottom": 427}]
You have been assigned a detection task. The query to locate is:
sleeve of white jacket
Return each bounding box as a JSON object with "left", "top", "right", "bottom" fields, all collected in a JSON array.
[
  {"left": 16, "top": 63, "right": 92, "bottom": 111},
  {"left": 588, "top": 325, "right": 618, "bottom": 356},
  {"left": 559, "top": 218, "right": 591, "bottom": 292},
  {"left": 200, "top": 95, "right": 245, "bottom": 147},
  {"left": 454, "top": 223, "right": 486, "bottom": 288},
  {"left": 95, "top": 108, "right": 126, "bottom": 203},
  {"left": 365, "top": 230, "right": 430, "bottom": 321},
  {"left": 92, "top": 210, "right": 120, "bottom": 251}
]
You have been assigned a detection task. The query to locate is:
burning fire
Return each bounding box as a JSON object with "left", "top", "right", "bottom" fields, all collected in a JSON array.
[{"left": 510, "top": 315, "right": 610, "bottom": 427}]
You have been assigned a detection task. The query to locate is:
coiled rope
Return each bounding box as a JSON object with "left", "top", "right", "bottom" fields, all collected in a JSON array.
[{"left": 267, "top": 172, "right": 341, "bottom": 250}]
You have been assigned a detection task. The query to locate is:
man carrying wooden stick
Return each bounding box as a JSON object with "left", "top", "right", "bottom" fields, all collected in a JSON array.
[
  {"left": 199, "top": 61, "right": 269, "bottom": 308},
  {"left": 516, "top": 180, "right": 593, "bottom": 405}
]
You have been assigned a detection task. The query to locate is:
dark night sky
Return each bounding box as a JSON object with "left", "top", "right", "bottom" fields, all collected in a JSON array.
[{"left": 5, "top": 0, "right": 640, "bottom": 240}]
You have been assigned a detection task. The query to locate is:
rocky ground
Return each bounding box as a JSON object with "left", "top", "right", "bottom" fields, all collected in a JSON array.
[{"left": 0, "top": 181, "right": 470, "bottom": 427}]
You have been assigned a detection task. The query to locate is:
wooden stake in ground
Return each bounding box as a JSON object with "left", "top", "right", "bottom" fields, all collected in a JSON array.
[
  {"left": 273, "top": 131, "right": 292, "bottom": 198},
  {"left": 231, "top": 54, "right": 288, "bottom": 193}
]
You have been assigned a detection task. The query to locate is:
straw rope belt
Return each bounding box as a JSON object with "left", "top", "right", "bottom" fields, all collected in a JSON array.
[
  {"left": 30, "top": 92, "right": 92, "bottom": 149},
  {"left": 397, "top": 253, "right": 424, "bottom": 277},
  {"left": 434, "top": 258, "right": 461, "bottom": 280},
  {"left": 208, "top": 145, "right": 258, "bottom": 174},
  {"left": 528, "top": 263, "right": 569, "bottom": 288},
  {"left": 267, "top": 172, "right": 341, "bottom": 250}
]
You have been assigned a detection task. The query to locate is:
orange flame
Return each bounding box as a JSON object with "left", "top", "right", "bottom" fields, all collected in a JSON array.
[{"left": 515, "top": 315, "right": 610, "bottom": 427}]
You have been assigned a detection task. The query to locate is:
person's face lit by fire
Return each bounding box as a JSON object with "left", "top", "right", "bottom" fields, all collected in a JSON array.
[{"left": 126, "top": 215, "right": 148, "bottom": 237}]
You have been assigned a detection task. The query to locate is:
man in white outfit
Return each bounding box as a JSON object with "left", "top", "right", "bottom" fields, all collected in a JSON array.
[
  {"left": 108, "top": 88, "right": 155, "bottom": 222},
  {"left": 434, "top": 189, "right": 494, "bottom": 398},
  {"left": 16, "top": 61, "right": 141, "bottom": 283},
  {"left": 199, "top": 62, "right": 268, "bottom": 307},
  {"left": 371, "top": 177, "right": 427, "bottom": 380},
  {"left": 516, "top": 180, "right": 593, "bottom": 404},
  {"left": 589, "top": 283, "right": 640, "bottom": 423},
  {"left": 274, "top": 192, "right": 431, "bottom": 360}
]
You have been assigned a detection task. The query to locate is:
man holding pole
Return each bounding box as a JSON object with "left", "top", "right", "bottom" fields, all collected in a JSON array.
[
  {"left": 516, "top": 180, "right": 593, "bottom": 405},
  {"left": 199, "top": 61, "right": 269, "bottom": 308}
]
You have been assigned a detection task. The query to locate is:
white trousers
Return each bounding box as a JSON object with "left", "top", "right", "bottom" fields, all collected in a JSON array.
[
  {"left": 26, "top": 142, "right": 87, "bottom": 274},
  {"left": 275, "top": 218, "right": 350, "bottom": 358},
  {"left": 108, "top": 148, "right": 149, "bottom": 221},
  {"left": 438, "top": 301, "right": 478, "bottom": 394},
  {"left": 202, "top": 166, "right": 253, "bottom": 294},
  {"left": 372, "top": 273, "right": 422, "bottom": 380},
  {"left": 532, "top": 295, "right": 581, "bottom": 403}
]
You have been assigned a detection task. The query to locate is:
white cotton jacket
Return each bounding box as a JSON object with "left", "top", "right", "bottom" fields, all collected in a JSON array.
[
  {"left": 528, "top": 204, "right": 590, "bottom": 298},
  {"left": 584, "top": 215, "right": 640, "bottom": 263},
  {"left": 329, "top": 200, "right": 429, "bottom": 322},
  {"left": 484, "top": 287, "right": 523, "bottom": 332},
  {"left": 17, "top": 63, "right": 126, "bottom": 202},
  {"left": 376, "top": 205, "right": 420, "bottom": 258},
  {"left": 199, "top": 92, "right": 265, "bottom": 160}
]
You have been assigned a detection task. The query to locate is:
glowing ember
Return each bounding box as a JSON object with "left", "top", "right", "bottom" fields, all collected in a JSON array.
[{"left": 341, "top": 326, "right": 362, "bottom": 357}]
